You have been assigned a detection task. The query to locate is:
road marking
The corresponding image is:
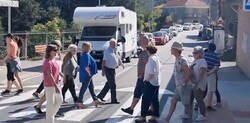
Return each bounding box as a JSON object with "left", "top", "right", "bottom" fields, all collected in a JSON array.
[
  {"left": 160, "top": 97, "right": 172, "bottom": 119},
  {"left": 0, "top": 89, "right": 35, "bottom": 105},
  {"left": 117, "top": 87, "right": 174, "bottom": 95},
  {"left": 58, "top": 93, "right": 111, "bottom": 121},
  {"left": 9, "top": 90, "right": 79, "bottom": 118}
]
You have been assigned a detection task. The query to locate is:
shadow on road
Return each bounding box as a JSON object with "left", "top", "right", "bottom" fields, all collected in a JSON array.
[
  {"left": 182, "top": 42, "right": 209, "bottom": 49},
  {"left": 22, "top": 65, "right": 42, "bottom": 73}
]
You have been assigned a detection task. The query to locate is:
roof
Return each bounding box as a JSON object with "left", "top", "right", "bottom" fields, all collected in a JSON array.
[{"left": 157, "top": 0, "right": 209, "bottom": 9}]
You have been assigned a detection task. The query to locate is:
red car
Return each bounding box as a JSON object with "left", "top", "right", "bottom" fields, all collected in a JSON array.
[{"left": 153, "top": 31, "right": 167, "bottom": 45}]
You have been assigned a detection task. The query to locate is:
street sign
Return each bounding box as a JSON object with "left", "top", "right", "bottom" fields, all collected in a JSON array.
[
  {"left": 0, "top": 0, "right": 19, "bottom": 7},
  {"left": 243, "top": 0, "right": 250, "bottom": 12}
]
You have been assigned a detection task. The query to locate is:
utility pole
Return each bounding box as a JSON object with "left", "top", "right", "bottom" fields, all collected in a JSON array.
[
  {"left": 98, "top": 0, "right": 101, "bottom": 6},
  {"left": 218, "top": 0, "right": 222, "bottom": 17}
]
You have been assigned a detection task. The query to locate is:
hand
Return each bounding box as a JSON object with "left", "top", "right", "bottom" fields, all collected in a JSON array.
[{"left": 55, "top": 86, "right": 60, "bottom": 93}]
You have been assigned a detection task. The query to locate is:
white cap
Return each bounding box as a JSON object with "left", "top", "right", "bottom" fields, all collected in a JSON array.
[{"left": 171, "top": 41, "right": 183, "bottom": 51}]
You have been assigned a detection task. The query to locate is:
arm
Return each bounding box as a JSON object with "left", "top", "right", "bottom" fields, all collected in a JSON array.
[
  {"left": 102, "top": 60, "right": 106, "bottom": 76},
  {"left": 182, "top": 64, "right": 192, "bottom": 84},
  {"left": 207, "top": 66, "right": 219, "bottom": 75},
  {"left": 145, "top": 74, "right": 154, "bottom": 82},
  {"left": 196, "top": 67, "right": 207, "bottom": 89}
]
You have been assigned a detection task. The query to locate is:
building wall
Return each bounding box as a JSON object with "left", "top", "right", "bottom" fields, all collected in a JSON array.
[
  {"left": 236, "top": 9, "right": 250, "bottom": 78},
  {"left": 165, "top": 7, "right": 209, "bottom": 24}
]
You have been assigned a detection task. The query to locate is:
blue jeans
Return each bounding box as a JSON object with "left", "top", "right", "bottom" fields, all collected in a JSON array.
[{"left": 78, "top": 77, "right": 98, "bottom": 102}]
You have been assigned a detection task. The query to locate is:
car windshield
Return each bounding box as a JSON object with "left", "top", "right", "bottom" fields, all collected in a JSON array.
[
  {"left": 82, "top": 26, "right": 116, "bottom": 37},
  {"left": 184, "top": 23, "right": 191, "bottom": 26},
  {"left": 81, "top": 26, "right": 116, "bottom": 41},
  {"left": 153, "top": 32, "right": 163, "bottom": 37}
]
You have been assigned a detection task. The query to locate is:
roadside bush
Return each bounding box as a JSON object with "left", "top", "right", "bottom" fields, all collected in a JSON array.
[{"left": 0, "top": 46, "right": 7, "bottom": 59}]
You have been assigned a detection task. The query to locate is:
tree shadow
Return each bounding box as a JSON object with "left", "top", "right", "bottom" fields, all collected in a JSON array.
[
  {"left": 22, "top": 65, "right": 42, "bottom": 73},
  {"left": 182, "top": 42, "right": 209, "bottom": 49}
]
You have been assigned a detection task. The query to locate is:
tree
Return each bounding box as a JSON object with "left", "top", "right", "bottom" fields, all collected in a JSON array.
[{"left": 11, "top": 0, "right": 41, "bottom": 32}]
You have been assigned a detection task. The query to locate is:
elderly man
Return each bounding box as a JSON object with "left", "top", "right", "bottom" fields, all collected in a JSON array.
[
  {"left": 165, "top": 41, "right": 192, "bottom": 122},
  {"left": 97, "top": 38, "right": 124, "bottom": 104},
  {"left": 121, "top": 34, "right": 150, "bottom": 115}
]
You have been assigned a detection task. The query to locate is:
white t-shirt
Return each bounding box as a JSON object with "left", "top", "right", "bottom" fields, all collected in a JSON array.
[
  {"left": 144, "top": 54, "right": 161, "bottom": 86},
  {"left": 191, "top": 58, "right": 207, "bottom": 91}
]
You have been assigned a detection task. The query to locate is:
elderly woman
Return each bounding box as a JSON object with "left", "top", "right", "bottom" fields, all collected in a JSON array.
[
  {"left": 191, "top": 46, "right": 207, "bottom": 121},
  {"left": 43, "top": 44, "right": 63, "bottom": 123},
  {"left": 61, "top": 44, "right": 79, "bottom": 103},
  {"left": 76, "top": 42, "right": 99, "bottom": 108},
  {"left": 135, "top": 45, "right": 161, "bottom": 123}
]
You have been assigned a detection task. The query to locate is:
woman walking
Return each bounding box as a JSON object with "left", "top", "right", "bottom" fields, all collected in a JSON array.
[
  {"left": 76, "top": 42, "right": 99, "bottom": 108},
  {"left": 135, "top": 45, "right": 161, "bottom": 122},
  {"left": 13, "top": 36, "right": 23, "bottom": 94},
  {"left": 1, "top": 33, "right": 22, "bottom": 96},
  {"left": 43, "top": 44, "right": 63, "bottom": 123},
  {"left": 190, "top": 46, "right": 207, "bottom": 121},
  {"left": 61, "top": 44, "right": 79, "bottom": 103}
]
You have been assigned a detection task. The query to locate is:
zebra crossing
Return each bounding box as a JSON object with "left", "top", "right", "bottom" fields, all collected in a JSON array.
[{"left": 0, "top": 85, "right": 187, "bottom": 123}]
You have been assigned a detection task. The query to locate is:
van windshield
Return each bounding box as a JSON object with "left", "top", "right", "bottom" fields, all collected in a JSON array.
[{"left": 82, "top": 26, "right": 116, "bottom": 37}]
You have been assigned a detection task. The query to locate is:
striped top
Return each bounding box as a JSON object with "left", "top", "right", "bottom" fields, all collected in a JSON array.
[{"left": 204, "top": 51, "right": 220, "bottom": 70}]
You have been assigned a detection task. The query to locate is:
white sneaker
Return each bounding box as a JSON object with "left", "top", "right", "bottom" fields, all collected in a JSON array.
[{"left": 196, "top": 114, "right": 206, "bottom": 121}]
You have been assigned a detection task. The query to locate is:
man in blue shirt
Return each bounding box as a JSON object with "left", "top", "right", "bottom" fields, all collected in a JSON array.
[
  {"left": 204, "top": 43, "right": 221, "bottom": 111},
  {"left": 97, "top": 38, "right": 124, "bottom": 104}
]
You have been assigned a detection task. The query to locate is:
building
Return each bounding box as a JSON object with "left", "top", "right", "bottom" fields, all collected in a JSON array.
[
  {"left": 236, "top": 6, "right": 250, "bottom": 78},
  {"left": 157, "top": 0, "right": 209, "bottom": 24}
]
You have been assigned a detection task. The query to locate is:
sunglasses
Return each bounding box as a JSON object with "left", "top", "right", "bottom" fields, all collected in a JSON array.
[{"left": 192, "top": 52, "right": 199, "bottom": 54}]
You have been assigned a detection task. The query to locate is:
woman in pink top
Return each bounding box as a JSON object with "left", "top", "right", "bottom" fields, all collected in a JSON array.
[{"left": 43, "top": 44, "right": 63, "bottom": 123}]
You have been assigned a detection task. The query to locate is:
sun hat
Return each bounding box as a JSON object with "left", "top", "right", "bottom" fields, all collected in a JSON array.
[{"left": 171, "top": 41, "right": 183, "bottom": 51}]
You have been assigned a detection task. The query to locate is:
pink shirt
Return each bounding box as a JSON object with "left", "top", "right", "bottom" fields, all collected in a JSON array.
[{"left": 43, "top": 59, "right": 60, "bottom": 87}]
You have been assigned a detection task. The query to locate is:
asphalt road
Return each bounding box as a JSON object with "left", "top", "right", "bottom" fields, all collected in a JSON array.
[{"left": 0, "top": 30, "right": 209, "bottom": 123}]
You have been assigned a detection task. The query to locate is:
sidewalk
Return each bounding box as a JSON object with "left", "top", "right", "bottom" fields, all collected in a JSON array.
[
  {"left": 0, "top": 60, "right": 43, "bottom": 85},
  {"left": 218, "top": 62, "right": 250, "bottom": 123}
]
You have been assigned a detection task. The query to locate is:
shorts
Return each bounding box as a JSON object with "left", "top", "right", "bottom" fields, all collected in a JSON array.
[
  {"left": 206, "top": 73, "right": 216, "bottom": 92},
  {"left": 174, "top": 84, "right": 193, "bottom": 105},
  {"left": 133, "top": 78, "right": 144, "bottom": 98}
]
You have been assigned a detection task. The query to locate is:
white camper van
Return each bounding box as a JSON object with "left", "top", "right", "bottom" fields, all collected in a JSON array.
[{"left": 73, "top": 6, "right": 137, "bottom": 65}]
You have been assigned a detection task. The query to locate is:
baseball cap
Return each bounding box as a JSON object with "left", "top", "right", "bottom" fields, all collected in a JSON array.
[{"left": 171, "top": 41, "right": 183, "bottom": 51}]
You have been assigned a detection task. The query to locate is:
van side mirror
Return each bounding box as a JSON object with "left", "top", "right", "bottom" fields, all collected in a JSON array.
[
  {"left": 72, "top": 38, "right": 80, "bottom": 45},
  {"left": 118, "top": 36, "right": 126, "bottom": 43}
]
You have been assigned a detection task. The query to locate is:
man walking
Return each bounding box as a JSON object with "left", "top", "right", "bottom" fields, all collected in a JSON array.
[
  {"left": 165, "top": 41, "right": 192, "bottom": 122},
  {"left": 121, "top": 34, "right": 150, "bottom": 115},
  {"left": 204, "top": 43, "right": 221, "bottom": 110},
  {"left": 97, "top": 38, "right": 124, "bottom": 104}
]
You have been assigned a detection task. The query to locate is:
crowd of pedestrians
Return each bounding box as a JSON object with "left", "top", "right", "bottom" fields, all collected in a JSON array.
[{"left": 1, "top": 33, "right": 221, "bottom": 123}]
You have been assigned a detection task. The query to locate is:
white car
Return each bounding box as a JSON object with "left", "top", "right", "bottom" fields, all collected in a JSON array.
[
  {"left": 192, "top": 23, "right": 203, "bottom": 30},
  {"left": 169, "top": 26, "right": 178, "bottom": 36},
  {"left": 183, "top": 23, "right": 193, "bottom": 31},
  {"left": 143, "top": 32, "right": 156, "bottom": 46},
  {"left": 174, "top": 24, "right": 183, "bottom": 32}
]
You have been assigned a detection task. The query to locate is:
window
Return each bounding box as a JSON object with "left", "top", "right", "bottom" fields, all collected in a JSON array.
[
  {"left": 126, "top": 24, "right": 129, "bottom": 33},
  {"left": 129, "top": 24, "right": 132, "bottom": 31}
]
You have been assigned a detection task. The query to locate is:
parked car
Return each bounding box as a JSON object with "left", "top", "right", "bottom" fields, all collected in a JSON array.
[
  {"left": 183, "top": 23, "right": 193, "bottom": 31},
  {"left": 169, "top": 26, "right": 178, "bottom": 36},
  {"left": 198, "top": 26, "right": 213, "bottom": 40},
  {"left": 160, "top": 28, "right": 173, "bottom": 40},
  {"left": 193, "top": 23, "right": 203, "bottom": 30},
  {"left": 174, "top": 24, "right": 183, "bottom": 32},
  {"left": 153, "top": 31, "right": 167, "bottom": 45},
  {"left": 143, "top": 32, "right": 156, "bottom": 46},
  {"left": 161, "top": 31, "right": 170, "bottom": 43}
]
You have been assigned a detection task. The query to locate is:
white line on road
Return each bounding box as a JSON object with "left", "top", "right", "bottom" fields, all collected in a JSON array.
[{"left": 57, "top": 93, "right": 111, "bottom": 121}]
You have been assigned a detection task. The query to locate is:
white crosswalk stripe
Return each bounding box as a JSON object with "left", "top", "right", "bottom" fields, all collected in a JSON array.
[{"left": 0, "top": 86, "right": 178, "bottom": 123}]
